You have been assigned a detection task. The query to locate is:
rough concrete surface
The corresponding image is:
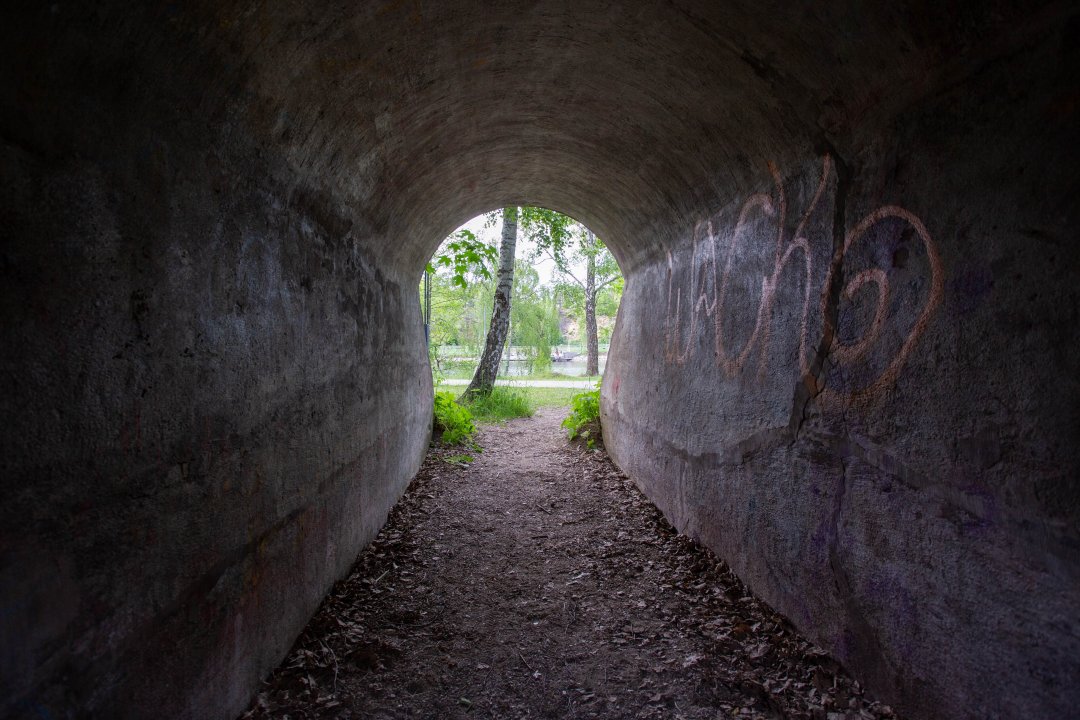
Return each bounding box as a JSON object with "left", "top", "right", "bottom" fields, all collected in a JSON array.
[{"left": 1, "top": 2, "right": 1078, "bottom": 719}]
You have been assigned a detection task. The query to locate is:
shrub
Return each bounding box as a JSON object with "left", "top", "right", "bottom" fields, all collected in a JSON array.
[
  {"left": 433, "top": 391, "right": 476, "bottom": 445},
  {"left": 562, "top": 384, "right": 601, "bottom": 448},
  {"left": 464, "top": 386, "right": 534, "bottom": 423}
]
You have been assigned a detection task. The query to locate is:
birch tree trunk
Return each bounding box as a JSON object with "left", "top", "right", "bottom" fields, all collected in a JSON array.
[
  {"left": 462, "top": 207, "right": 517, "bottom": 398},
  {"left": 584, "top": 230, "right": 600, "bottom": 376}
]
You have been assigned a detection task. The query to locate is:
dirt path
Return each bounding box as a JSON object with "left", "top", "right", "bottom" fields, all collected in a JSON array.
[{"left": 242, "top": 410, "right": 900, "bottom": 720}]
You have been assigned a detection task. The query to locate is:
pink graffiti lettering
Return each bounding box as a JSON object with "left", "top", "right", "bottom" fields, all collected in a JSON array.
[{"left": 663, "top": 156, "right": 943, "bottom": 404}]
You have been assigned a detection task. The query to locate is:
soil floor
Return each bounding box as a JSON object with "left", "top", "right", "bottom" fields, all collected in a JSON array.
[{"left": 241, "top": 409, "right": 901, "bottom": 720}]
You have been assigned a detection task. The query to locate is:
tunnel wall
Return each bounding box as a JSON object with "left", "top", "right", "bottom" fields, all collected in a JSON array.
[
  {"left": 3, "top": 2, "right": 1079, "bottom": 719},
  {"left": 0, "top": 12, "right": 431, "bottom": 718},
  {"left": 603, "top": 17, "right": 1080, "bottom": 720}
]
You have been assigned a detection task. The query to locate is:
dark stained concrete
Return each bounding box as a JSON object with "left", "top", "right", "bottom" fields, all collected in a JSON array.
[{"left": 1, "top": 2, "right": 1078, "bottom": 719}]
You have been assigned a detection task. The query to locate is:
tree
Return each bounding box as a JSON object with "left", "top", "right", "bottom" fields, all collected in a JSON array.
[
  {"left": 422, "top": 228, "right": 499, "bottom": 379},
  {"left": 518, "top": 206, "right": 576, "bottom": 254},
  {"left": 425, "top": 207, "right": 613, "bottom": 393},
  {"left": 511, "top": 262, "right": 561, "bottom": 375},
  {"left": 595, "top": 276, "right": 624, "bottom": 344},
  {"left": 462, "top": 207, "right": 518, "bottom": 398},
  {"left": 548, "top": 228, "right": 620, "bottom": 376}
]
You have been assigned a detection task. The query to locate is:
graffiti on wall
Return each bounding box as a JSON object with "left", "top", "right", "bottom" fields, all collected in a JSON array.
[{"left": 663, "top": 155, "right": 943, "bottom": 403}]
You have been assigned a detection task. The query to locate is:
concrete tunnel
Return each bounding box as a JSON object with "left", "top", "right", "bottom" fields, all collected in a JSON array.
[{"left": 1, "top": 1, "right": 1078, "bottom": 718}]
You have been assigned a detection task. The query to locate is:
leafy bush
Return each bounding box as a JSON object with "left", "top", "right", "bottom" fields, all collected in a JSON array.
[
  {"left": 433, "top": 391, "right": 476, "bottom": 445},
  {"left": 464, "top": 387, "right": 534, "bottom": 423},
  {"left": 562, "top": 385, "right": 601, "bottom": 448}
]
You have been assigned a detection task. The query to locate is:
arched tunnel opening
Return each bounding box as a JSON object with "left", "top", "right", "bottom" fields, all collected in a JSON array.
[
  {"left": 1, "top": 2, "right": 1078, "bottom": 719},
  {"left": 422, "top": 208, "right": 621, "bottom": 393}
]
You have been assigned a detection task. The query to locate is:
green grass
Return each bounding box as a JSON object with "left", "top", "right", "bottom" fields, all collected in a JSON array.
[
  {"left": 434, "top": 367, "right": 602, "bottom": 382},
  {"left": 522, "top": 369, "right": 603, "bottom": 382},
  {"left": 437, "top": 369, "right": 602, "bottom": 383},
  {"left": 435, "top": 385, "right": 580, "bottom": 419},
  {"left": 460, "top": 387, "right": 534, "bottom": 423},
  {"left": 510, "top": 386, "right": 580, "bottom": 408}
]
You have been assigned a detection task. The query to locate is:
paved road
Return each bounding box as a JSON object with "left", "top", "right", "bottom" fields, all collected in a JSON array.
[{"left": 439, "top": 378, "right": 597, "bottom": 389}]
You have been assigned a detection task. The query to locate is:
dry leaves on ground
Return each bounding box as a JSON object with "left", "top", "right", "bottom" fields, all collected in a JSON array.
[{"left": 241, "top": 409, "right": 900, "bottom": 720}]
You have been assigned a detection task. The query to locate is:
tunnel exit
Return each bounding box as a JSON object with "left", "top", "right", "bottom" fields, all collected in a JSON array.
[{"left": 421, "top": 208, "right": 621, "bottom": 415}]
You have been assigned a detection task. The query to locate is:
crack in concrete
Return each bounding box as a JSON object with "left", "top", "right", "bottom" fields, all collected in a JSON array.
[{"left": 791, "top": 144, "right": 850, "bottom": 442}]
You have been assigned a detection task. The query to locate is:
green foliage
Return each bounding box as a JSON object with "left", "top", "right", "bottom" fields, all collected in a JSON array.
[
  {"left": 549, "top": 230, "right": 622, "bottom": 352},
  {"left": 420, "top": 267, "right": 496, "bottom": 351},
  {"left": 519, "top": 206, "right": 576, "bottom": 255},
  {"left": 423, "top": 209, "right": 622, "bottom": 385},
  {"left": 547, "top": 225, "right": 620, "bottom": 288},
  {"left": 554, "top": 281, "right": 585, "bottom": 317},
  {"left": 428, "top": 341, "right": 445, "bottom": 387},
  {"left": 510, "top": 263, "right": 561, "bottom": 375},
  {"left": 433, "top": 391, "right": 477, "bottom": 446},
  {"left": 463, "top": 387, "right": 534, "bottom": 423},
  {"left": 556, "top": 274, "right": 622, "bottom": 347},
  {"left": 436, "top": 384, "right": 581, "bottom": 409},
  {"left": 562, "top": 384, "right": 602, "bottom": 448},
  {"left": 596, "top": 277, "right": 623, "bottom": 317},
  {"left": 426, "top": 229, "right": 499, "bottom": 288}
]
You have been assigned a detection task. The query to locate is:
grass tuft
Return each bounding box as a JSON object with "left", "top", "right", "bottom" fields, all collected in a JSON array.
[
  {"left": 462, "top": 387, "right": 534, "bottom": 423},
  {"left": 436, "top": 385, "right": 580, "bottom": 411}
]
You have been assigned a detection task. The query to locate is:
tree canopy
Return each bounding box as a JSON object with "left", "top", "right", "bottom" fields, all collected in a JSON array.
[{"left": 425, "top": 228, "right": 499, "bottom": 288}]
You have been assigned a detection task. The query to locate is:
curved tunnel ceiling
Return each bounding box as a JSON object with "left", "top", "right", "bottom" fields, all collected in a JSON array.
[{"left": 188, "top": 0, "right": 1030, "bottom": 273}]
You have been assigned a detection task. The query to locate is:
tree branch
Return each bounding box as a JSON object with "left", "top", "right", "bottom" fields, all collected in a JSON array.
[
  {"left": 595, "top": 275, "right": 620, "bottom": 291},
  {"left": 543, "top": 247, "right": 585, "bottom": 288}
]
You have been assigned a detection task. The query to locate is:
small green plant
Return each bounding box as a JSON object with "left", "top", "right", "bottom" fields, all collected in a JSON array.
[
  {"left": 463, "top": 387, "right": 534, "bottom": 423},
  {"left": 444, "top": 453, "right": 474, "bottom": 467},
  {"left": 429, "top": 342, "right": 446, "bottom": 387},
  {"left": 562, "top": 384, "right": 601, "bottom": 448},
  {"left": 433, "top": 391, "right": 477, "bottom": 445}
]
